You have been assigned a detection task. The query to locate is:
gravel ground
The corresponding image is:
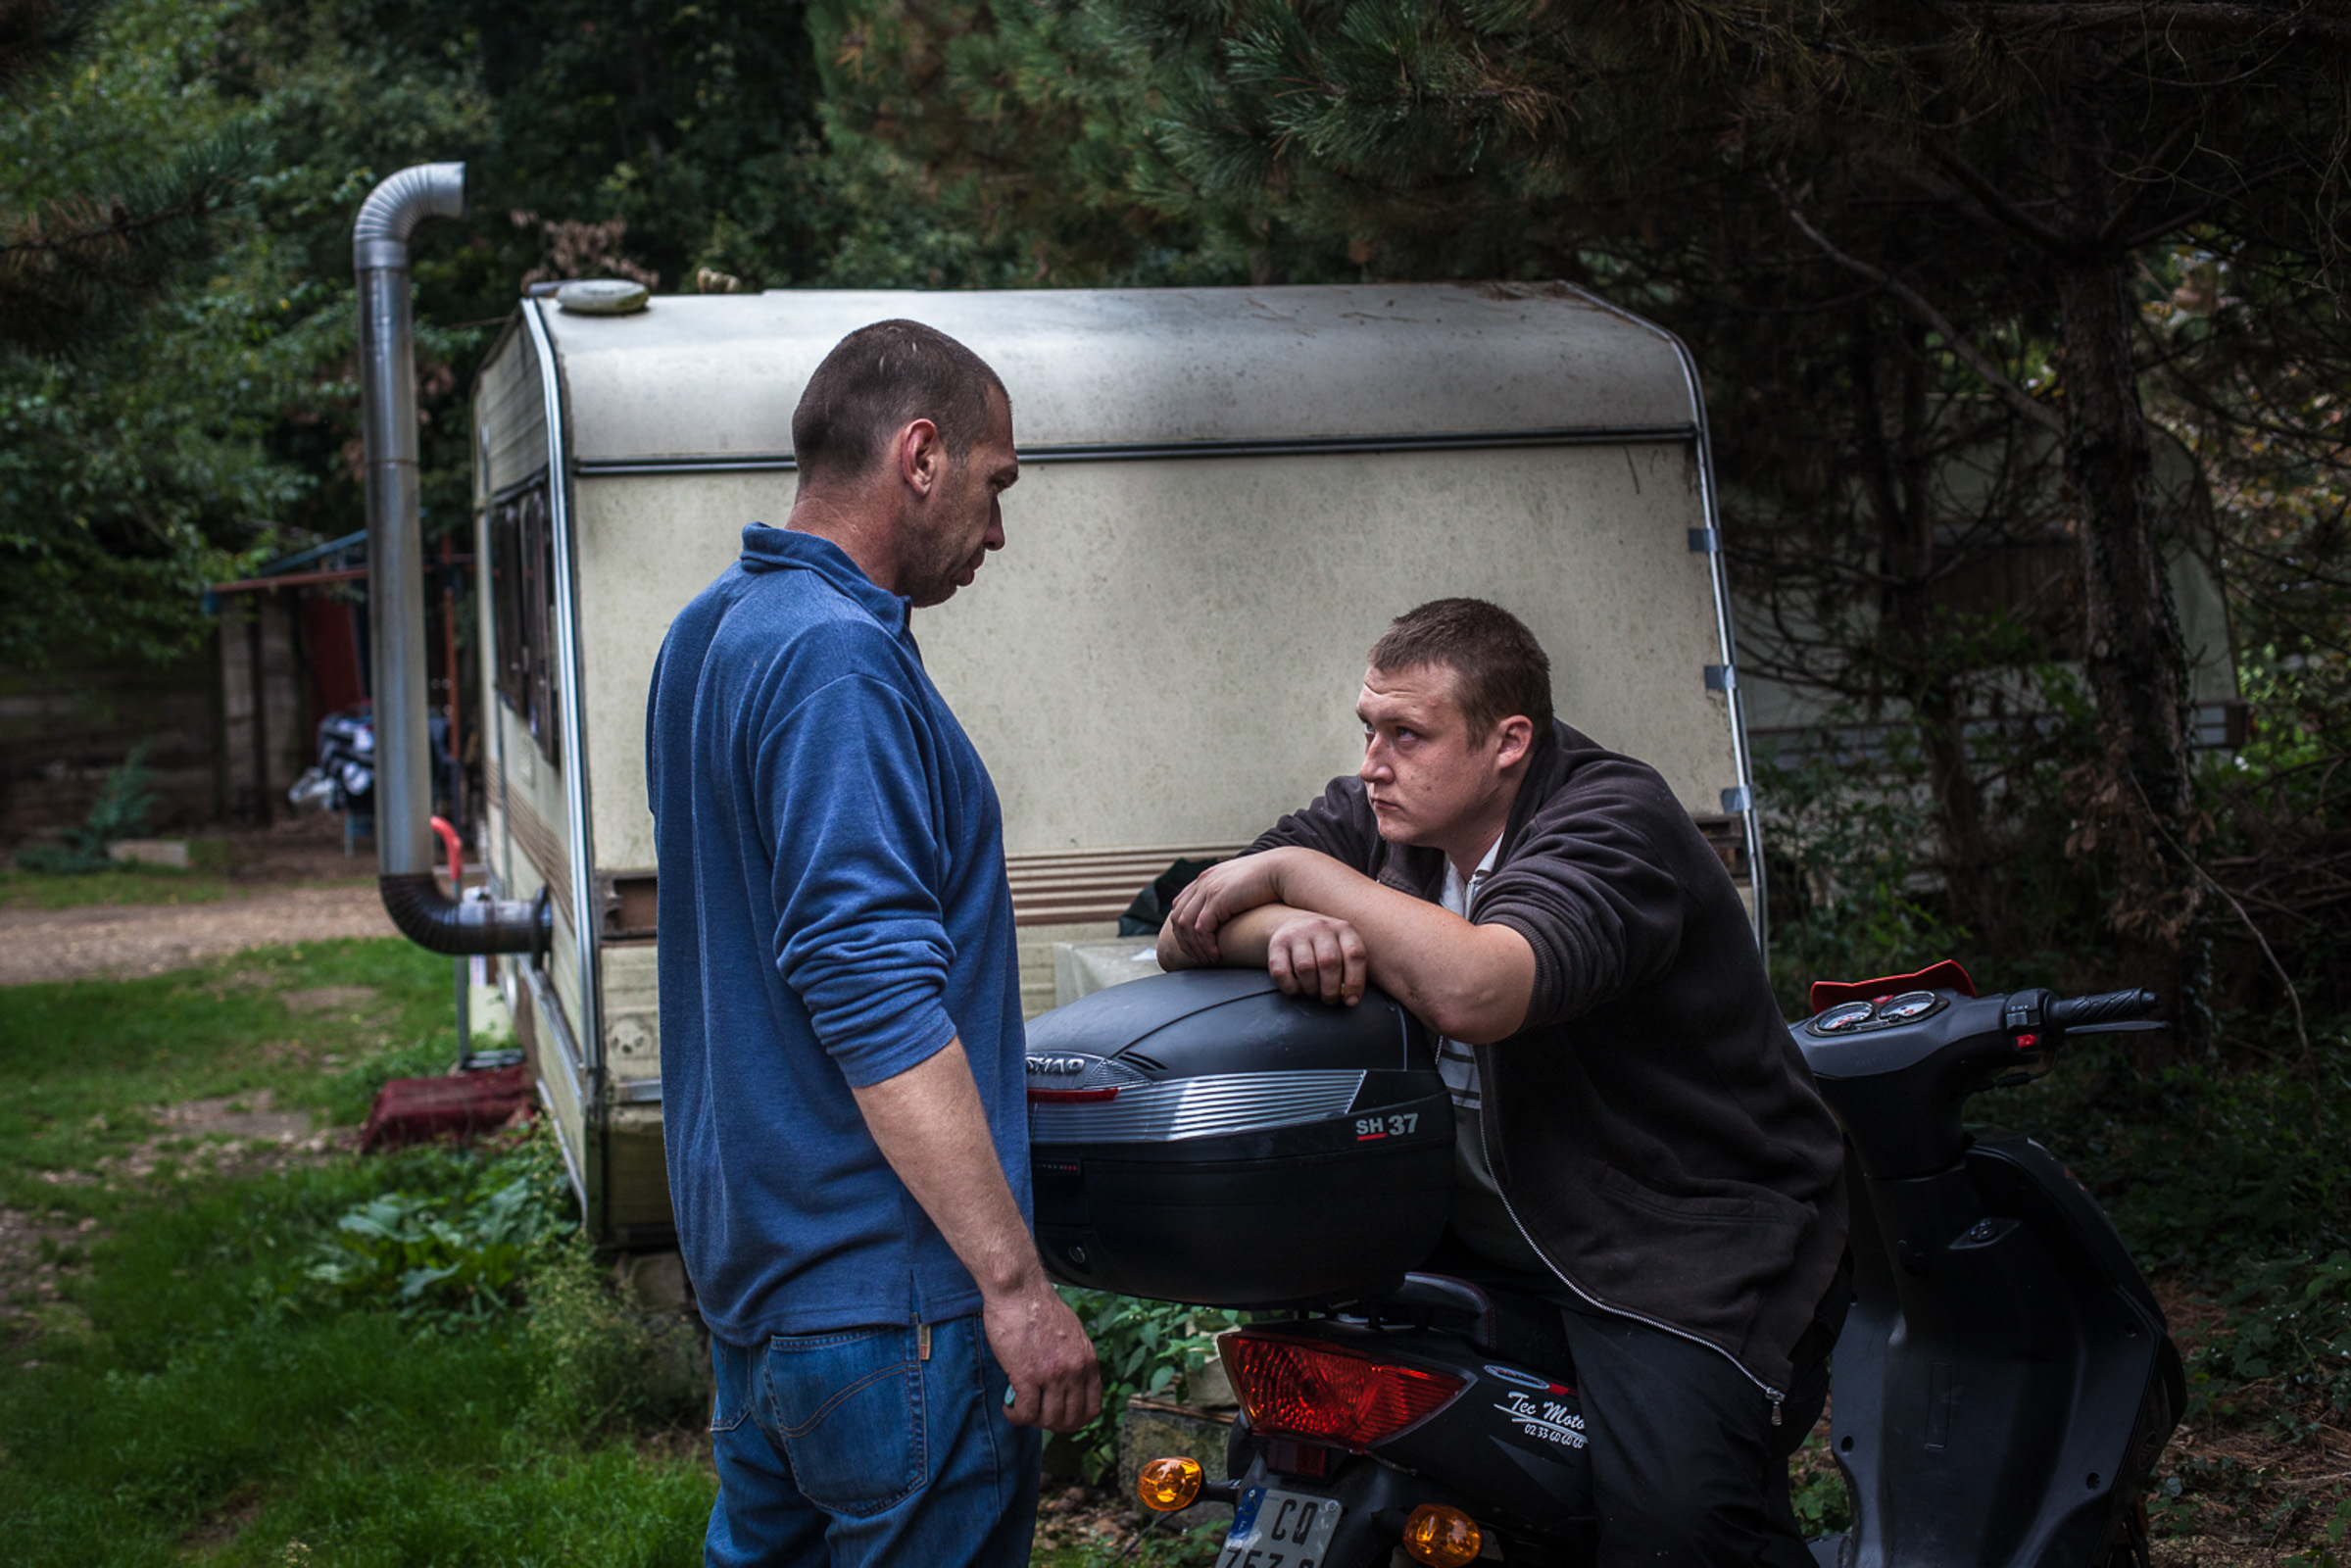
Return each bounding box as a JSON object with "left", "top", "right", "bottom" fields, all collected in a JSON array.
[{"left": 0, "top": 884, "right": 396, "bottom": 986}]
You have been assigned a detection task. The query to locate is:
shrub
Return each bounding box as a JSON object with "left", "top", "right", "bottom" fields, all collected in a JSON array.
[
  {"left": 524, "top": 1240, "right": 709, "bottom": 1437},
  {"left": 15, "top": 743, "right": 157, "bottom": 873},
  {"left": 1058, "top": 1290, "right": 1244, "bottom": 1484},
  {"left": 293, "top": 1130, "right": 574, "bottom": 1329}
]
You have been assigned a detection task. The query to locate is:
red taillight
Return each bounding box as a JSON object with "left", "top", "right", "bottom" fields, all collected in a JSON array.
[
  {"left": 1220, "top": 1332, "right": 1465, "bottom": 1450},
  {"left": 1027, "top": 1087, "right": 1119, "bottom": 1103}
]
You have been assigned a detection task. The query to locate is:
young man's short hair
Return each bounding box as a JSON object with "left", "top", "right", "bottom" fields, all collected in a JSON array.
[
  {"left": 792, "top": 320, "right": 1008, "bottom": 483},
  {"left": 1369, "top": 598, "right": 1554, "bottom": 739}
]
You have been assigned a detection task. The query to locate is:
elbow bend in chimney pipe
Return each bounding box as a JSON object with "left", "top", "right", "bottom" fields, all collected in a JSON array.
[{"left": 379, "top": 874, "right": 553, "bottom": 956}]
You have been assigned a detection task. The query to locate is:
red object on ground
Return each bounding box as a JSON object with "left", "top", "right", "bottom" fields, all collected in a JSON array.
[
  {"left": 360, "top": 1065, "right": 534, "bottom": 1152},
  {"left": 1807, "top": 959, "right": 1979, "bottom": 1015}
]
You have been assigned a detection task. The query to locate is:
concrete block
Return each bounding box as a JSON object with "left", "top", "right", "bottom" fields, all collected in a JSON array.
[
  {"left": 1119, "top": 1396, "right": 1237, "bottom": 1529},
  {"left": 109, "top": 839, "right": 189, "bottom": 868},
  {"left": 614, "top": 1250, "right": 693, "bottom": 1313}
]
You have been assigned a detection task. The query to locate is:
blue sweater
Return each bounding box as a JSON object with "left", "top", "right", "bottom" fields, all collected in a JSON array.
[{"left": 645, "top": 524, "right": 1027, "bottom": 1344}]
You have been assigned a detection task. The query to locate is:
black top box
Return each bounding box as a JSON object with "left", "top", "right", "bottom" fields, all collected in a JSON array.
[{"left": 1025, "top": 969, "right": 1454, "bottom": 1307}]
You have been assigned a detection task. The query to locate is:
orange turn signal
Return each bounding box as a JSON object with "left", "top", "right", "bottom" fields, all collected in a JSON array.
[
  {"left": 1137, "top": 1455, "right": 1204, "bottom": 1512},
  {"left": 1401, "top": 1502, "right": 1483, "bottom": 1566}
]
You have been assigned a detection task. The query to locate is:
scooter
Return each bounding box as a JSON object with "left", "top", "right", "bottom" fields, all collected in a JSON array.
[{"left": 1127, "top": 965, "right": 2184, "bottom": 1568}]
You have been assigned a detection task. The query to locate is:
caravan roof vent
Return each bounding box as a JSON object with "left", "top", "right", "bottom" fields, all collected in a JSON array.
[{"left": 557, "top": 279, "right": 650, "bottom": 316}]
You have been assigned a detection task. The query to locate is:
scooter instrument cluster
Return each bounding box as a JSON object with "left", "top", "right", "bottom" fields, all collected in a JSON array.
[
  {"left": 1877, "top": 990, "right": 1941, "bottom": 1022},
  {"left": 1805, "top": 990, "right": 1948, "bottom": 1035}
]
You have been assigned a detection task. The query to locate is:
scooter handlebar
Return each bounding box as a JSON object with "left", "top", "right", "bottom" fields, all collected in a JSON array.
[{"left": 2046, "top": 988, "right": 2161, "bottom": 1031}]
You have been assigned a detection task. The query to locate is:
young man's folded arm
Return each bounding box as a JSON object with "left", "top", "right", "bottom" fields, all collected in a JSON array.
[{"left": 1160, "top": 848, "right": 1537, "bottom": 1045}]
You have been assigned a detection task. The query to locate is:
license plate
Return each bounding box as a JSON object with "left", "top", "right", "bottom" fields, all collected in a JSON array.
[{"left": 1218, "top": 1486, "right": 1344, "bottom": 1568}]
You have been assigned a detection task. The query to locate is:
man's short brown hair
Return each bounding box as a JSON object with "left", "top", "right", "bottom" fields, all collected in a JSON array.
[
  {"left": 1369, "top": 598, "right": 1554, "bottom": 739},
  {"left": 792, "top": 320, "right": 1008, "bottom": 483}
]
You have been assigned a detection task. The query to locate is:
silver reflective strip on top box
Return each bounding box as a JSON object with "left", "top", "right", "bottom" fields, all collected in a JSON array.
[{"left": 1030, "top": 1070, "right": 1368, "bottom": 1144}]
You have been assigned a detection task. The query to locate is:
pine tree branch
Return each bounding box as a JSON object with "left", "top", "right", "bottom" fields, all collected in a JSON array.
[
  {"left": 0, "top": 0, "right": 101, "bottom": 99},
  {"left": 2095, "top": 122, "right": 2197, "bottom": 245},
  {"left": 1941, "top": 3, "right": 2351, "bottom": 46},
  {"left": 0, "top": 190, "right": 221, "bottom": 261},
  {"left": 1915, "top": 145, "right": 2073, "bottom": 256},
  {"left": 1777, "top": 185, "right": 2069, "bottom": 436}
]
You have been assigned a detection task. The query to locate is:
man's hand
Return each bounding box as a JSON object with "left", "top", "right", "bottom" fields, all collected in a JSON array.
[
  {"left": 985, "top": 1273, "right": 1103, "bottom": 1433},
  {"left": 1154, "top": 847, "right": 1539, "bottom": 1044},
  {"left": 851, "top": 1041, "right": 1103, "bottom": 1432},
  {"left": 1265, "top": 910, "right": 1369, "bottom": 1005},
  {"left": 1163, "top": 852, "right": 1293, "bottom": 964}
]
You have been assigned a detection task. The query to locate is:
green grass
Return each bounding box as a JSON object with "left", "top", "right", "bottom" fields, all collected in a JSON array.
[
  {"left": 0, "top": 940, "right": 1190, "bottom": 1566},
  {"left": 0, "top": 841, "right": 368, "bottom": 909},
  {"left": 0, "top": 939, "right": 461, "bottom": 1219},
  {"left": 0, "top": 937, "right": 720, "bottom": 1565},
  {"left": 0, "top": 864, "right": 258, "bottom": 908},
  {"left": 1, "top": 1166, "right": 714, "bottom": 1566}
]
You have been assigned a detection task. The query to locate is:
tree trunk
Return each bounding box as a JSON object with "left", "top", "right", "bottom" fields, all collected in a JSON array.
[
  {"left": 2052, "top": 109, "right": 2204, "bottom": 1041},
  {"left": 1856, "top": 317, "right": 1997, "bottom": 947}
]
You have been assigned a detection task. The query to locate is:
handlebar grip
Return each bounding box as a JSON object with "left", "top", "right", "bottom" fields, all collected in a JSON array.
[{"left": 2046, "top": 988, "right": 2160, "bottom": 1030}]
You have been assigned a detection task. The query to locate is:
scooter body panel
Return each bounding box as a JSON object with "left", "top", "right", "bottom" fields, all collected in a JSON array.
[{"left": 1832, "top": 1133, "right": 2182, "bottom": 1568}]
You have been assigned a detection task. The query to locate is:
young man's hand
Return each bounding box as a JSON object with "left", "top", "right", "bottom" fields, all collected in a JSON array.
[
  {"left": 1264, "top": 910, "right": 1369, "bottom": 1005},
  {"left": 1154, "top": 847, "right": 1537, "bottom": 1043},
  {"left": 1163, "top": 851, "right": 1294, "bottom": 963},
  {"left": 984, "top": 1271, "right": 1103, "bottom": 1433}
]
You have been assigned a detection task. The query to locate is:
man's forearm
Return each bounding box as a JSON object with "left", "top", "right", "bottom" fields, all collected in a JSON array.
[
  {"left": 851, "top": 1037, "right": 1043, "bottom": 1298},
  {"left": 1176, "top": 852, "right": 1535, "bottom": 1043},
  {"left": 852, "top": 1036, "right": 1103, "bottom": 1433},
  {"left": 1157, "top": 903, "right": 1295, "bottom": 972}
]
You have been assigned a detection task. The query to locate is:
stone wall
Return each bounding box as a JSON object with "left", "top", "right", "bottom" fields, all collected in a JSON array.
[{"left": 0, "top": 642, "right": 221, "bottom": 848}]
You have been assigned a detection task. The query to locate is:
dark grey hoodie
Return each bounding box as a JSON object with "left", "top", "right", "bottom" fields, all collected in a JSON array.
[{"left": 1249, "top": 720, "right": 1847, "bottom": 1399}]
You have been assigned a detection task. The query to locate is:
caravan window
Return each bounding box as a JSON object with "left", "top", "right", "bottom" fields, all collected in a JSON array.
[{"left": 489, "top": 481, "right": 561, "bottom": 765}]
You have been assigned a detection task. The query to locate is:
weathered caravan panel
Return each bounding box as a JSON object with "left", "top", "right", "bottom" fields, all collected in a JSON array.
[{"left": 468, "top": 283, "right": 1756, "bottom": 1245}]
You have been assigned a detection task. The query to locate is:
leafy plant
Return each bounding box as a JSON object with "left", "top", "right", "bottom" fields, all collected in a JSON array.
[
  {"left": 2185, "top": 1252, "right": 2351, "bottom": 1424},
  {"left": 293, "top": 1130, "right": 574, "bottom": 1329},
  {"left": 14, "top": 743, "right": 156, "bottom": 873},
  {"left": 1058, "top": 1290, "right": 1245, "bottom": 1485},
  {"left": 1788, "top": 1425, "right": 1854, "bottom": 1538},
  {"left": 2283, "top": 1494, "right": 2351, "bottom": 1568}
]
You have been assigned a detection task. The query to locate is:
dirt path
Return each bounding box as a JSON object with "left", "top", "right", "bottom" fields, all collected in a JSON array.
[{"left": 0, "top": 884, "right": 396, "bottom": 985}]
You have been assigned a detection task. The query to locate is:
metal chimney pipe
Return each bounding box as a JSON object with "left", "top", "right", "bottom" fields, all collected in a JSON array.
[{"left": 355, "top": 163, "right": 548, "bottom": 955}]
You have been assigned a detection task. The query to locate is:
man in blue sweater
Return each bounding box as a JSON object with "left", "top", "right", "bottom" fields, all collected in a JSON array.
[{"left": 646, "top": 319, "right": 1100, "bottom": 1568}]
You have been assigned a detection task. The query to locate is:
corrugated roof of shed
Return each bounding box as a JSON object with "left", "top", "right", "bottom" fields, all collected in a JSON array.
[{"left": 541, "top": 283, "right": 1695, "bottom": 463}]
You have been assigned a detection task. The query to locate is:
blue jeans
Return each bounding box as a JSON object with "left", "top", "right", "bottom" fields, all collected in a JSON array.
[{"left": 706, "top": 1315, "right": 1043, "bottom": 1568}]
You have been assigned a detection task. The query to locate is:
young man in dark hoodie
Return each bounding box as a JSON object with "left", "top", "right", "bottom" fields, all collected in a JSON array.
[
  {"left": 1159, "top": 597, "right": 1847, "bottom": 1568},
  {"left": 648, "top": 321, "right": 1098, "bottom": 1567}
]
